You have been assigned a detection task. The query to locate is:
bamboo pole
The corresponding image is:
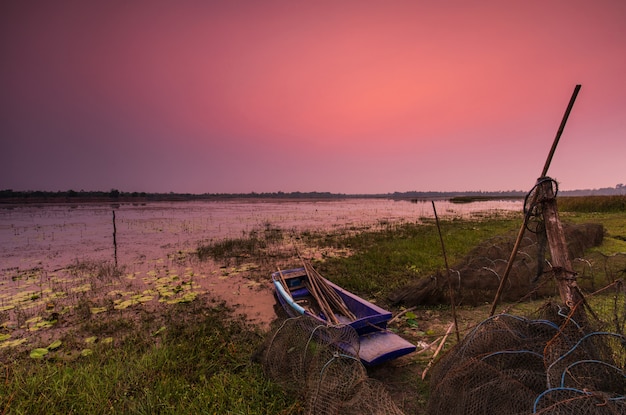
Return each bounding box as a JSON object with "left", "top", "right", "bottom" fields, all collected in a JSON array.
[
  {"left": 422, "top": 322, "right": 454, "bottom": 379},
  {"left": 306, "top": 279, "right": 338, "bottom": 324},
  {"left": 303, "top": 262, "right": 340, "bottom": 324},
  {"left": 489, "top": 84, "right": 581, "bottom": 316},
  {"left": 304, "top": 261, "right": 356, "bottom": 320},
  {"left": 415, "top": 336, "right": 444, "bottom": 355},
  {"left": 540, "top": 84, "right": 581, "bottom": 178},
  {"left": 389, "top": 306, "right": 417, "bottom": 324},
  {"left": 432, "top": 201, "right": 460, "bottom": 342}
]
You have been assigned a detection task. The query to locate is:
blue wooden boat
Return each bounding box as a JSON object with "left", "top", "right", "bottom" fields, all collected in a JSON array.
[{"left": 272, "top": 266, "right": 416, "bottom": 365}]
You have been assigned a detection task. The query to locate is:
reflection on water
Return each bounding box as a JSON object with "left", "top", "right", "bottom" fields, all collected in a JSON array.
[{"left": 0, "top": 199, "right": 522, "bottom": 272}]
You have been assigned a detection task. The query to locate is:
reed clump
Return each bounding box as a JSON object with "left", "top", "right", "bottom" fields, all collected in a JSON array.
[{"left": 196, "top": 222, "right": 286, "bottom": 264}]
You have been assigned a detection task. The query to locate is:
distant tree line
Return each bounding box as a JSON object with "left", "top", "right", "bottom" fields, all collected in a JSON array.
[
  {"left": 0, "top": 188, "right": 523, "bottom": 203},
  {"left": 0, "top": 185, "right": 623, "bottom": 204},
  {"left": 559, "top": 184, "right": 625, "bottom": 196},
  {"left": 0, "top": 189, "right": 346, "bottom": 204}
]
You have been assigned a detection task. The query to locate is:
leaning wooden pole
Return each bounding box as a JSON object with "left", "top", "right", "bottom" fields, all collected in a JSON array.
[
  {"left": 489, "top": 84, "right": 581, "bottom": 316},
  {"left": 432, "top": 201, "right": 460, "bottom": 342},
  {"left": 540, "top": 84, "right": 582, "bottom": 178},
  {"left": 536, "top": 180, "right": 584, "bottom": 308}
]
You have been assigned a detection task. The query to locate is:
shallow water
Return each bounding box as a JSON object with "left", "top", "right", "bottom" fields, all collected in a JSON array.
[
  {"left": 0, "top": 198, "right": 521, "bottom": 272},
  {"left": 0, "top": 198, "right": 521, "bottom": 330}
]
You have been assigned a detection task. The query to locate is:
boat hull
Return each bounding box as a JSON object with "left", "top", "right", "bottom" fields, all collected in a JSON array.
[{"left": 272, "top": 267, "right": 416, "bottom": 365}]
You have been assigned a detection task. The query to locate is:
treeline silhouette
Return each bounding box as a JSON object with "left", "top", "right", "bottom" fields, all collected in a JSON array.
[
  {"left": 0, "top": 188, "right": 525, "bottom": 204},
  {"left": 1, "top": 185, "right": 623, "bottom": 205}
]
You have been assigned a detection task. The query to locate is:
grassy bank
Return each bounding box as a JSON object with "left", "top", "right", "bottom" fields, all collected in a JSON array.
[
  {"left": 1, "top": 299, "right": 298, "bottom": 414},
  {"left": 2, "top": 200, "right": 625, "bottom": 414},
  {"left": 310, "top": 216, "right": 520, "bottom": 299}
]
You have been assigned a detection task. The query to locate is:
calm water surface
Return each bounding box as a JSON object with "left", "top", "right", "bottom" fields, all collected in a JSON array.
[{"left": 0, "top": 199, "right": 522, "bottom": 272}]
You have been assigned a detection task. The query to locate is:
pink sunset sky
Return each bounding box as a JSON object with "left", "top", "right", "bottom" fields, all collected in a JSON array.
[{"left": 1, "top": 1, "right": 625, "bottom": 194}]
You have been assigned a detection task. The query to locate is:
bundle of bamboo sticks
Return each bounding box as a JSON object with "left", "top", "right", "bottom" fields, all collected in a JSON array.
[{"left": 302, "top": 260, "right": 357, "bottom": 324}]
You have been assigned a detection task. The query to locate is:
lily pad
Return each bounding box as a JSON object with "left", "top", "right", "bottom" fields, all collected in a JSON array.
[
  {"left": 107, "top": 289, "right": 124, "bottom": 297},
  {"left": 25, "top": 316, "right": 43, "bottom": 325},
  {"left": 85, "top": 336, "right": 98, "bottom": 344},
  {"left": 71, "top": 283, "right": 91, "bottom": 293},
  {"left": 30, "top": 348, "right": 49, "bottom": 359},
  {"left": 114, "top": 299, "right": 137, "bottom": 310},
  {"left": 49, "top": 291, "right": 67, "bottom": 299},
  {"left": 158, "top": 290, "right": 174, "bottom": 299},
  {"left": 246, "top": 281, "right": 261, "bottom": 288},
  {"left": 167, "top": 292, "right": 197, "bottom": 304},
  {"left": 80, "top": 349, "right": 93, "bottom": 357},
  {"left": 90, "top": 307, "right": 107, "bottom": 314},
  {"left": 14, "top": 291, "right": 37, "bottom": 303},
  {"left": 48, "top": 340, "right": 62, "bottom": 350},
  {"left": 0, "top": 338, "right": 27, "bottom": 348},
  {"left": 32, "top": 319, "right": 57, "bottom": 331}
]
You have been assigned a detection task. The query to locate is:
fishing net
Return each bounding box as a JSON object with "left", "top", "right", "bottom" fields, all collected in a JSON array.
[
  {"left": 427, "top": 286, "right": 626, "bottom": 415},
  {"left": 423, "top": 215, "right": 626, "bottom": 415},
  {"left": 259, "top": 315, "right": 404, "bottom": 415},
  {"left": 389, "top": 222, "right": 605, "bottom": 306}
]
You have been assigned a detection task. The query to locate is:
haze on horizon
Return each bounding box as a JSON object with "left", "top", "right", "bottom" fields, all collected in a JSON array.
[{"left": 1, "top": 1, "right": 625, "bottom": 195}]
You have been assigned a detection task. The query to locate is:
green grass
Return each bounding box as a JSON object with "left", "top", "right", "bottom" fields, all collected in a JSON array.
[
  {"left": 313, "top": 217, "right": 520, "bottom": 300},
  {"left": 1, "top": 299, "right": 298, "bottom": 415},
  {"left": 558, "top": 196, "right": 626, "bottom": 255},
  {"left": 561, "top": 211, "right": 626, "bottom": 256}
]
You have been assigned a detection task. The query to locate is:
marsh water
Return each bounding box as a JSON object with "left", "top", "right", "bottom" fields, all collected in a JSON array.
[
  {"left": 0, "top": 199, "right": 522, "bottom": 272},
  {"left": 0, "top": 198, "right": 522, "bottom": 329}
]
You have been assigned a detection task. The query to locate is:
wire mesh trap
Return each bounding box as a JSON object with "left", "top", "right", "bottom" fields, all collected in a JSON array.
[
  {"left": 427, "top": 293, "right": 626, "bottom": 415},
  {"left": 259, "top": 315, "right": 405, "bottom": 415}
]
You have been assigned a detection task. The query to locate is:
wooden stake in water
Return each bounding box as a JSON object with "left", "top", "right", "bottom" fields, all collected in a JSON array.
[{"left": 112, "top": 210, "right": 118, "bottom": 268}]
